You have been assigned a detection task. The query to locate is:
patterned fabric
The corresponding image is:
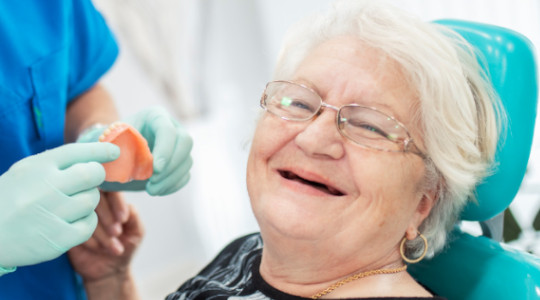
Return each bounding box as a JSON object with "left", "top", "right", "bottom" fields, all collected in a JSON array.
[{"left": 165, "top": 233, "right": 446, "bottom": 300}]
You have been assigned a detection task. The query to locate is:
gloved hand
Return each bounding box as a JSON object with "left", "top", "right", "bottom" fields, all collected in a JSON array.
[
  {"left": 0, "top": 142, "right": 119, "bottom": 275},
  {"left": 78, "top": 107, "right": 193, "bottom": 196}
]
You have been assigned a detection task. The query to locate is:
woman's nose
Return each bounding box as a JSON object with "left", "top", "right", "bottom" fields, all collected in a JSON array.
[{"left": 294, "top": 108, "right": 345, "bottom": 159}]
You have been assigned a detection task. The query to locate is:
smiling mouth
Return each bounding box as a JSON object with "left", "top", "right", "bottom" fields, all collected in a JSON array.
[{"left": 278, "top": 170, "right": 345, "bottom": 196}]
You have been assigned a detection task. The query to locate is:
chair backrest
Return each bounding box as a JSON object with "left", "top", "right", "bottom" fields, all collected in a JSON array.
[{"left": 409, "top": 20, "right": 540, "bottom": 300}]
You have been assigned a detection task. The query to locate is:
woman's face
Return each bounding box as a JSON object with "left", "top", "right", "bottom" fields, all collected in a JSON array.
[{"left": 247, "top": 37, "right": 434, "bottom": 263}]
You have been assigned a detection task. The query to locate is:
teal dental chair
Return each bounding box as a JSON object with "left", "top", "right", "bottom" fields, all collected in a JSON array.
[{"left": 409, "top": 20, "right": 540, "bottom": 300}]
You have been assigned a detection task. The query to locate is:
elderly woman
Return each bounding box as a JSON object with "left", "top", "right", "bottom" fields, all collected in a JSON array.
[{"left": 69, "top": 0, "right": 503, "bottom": 299}]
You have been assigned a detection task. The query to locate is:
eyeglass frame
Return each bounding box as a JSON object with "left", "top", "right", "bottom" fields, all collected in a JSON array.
[{"left": 259, "top": 80, "right": 427, "bottom": 159}]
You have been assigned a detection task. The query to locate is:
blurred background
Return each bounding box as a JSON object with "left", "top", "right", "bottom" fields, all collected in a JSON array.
[{"left": 91, "top": 0, "right": 540, "bottom": 298}]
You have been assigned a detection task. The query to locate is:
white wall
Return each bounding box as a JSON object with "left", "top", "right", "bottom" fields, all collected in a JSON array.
[{"left": 94, "top": 0, "right": 540, "bottom": 299}]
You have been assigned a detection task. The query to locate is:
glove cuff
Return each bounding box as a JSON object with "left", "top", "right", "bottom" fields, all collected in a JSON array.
[{"left": 0, "top": 265, "right": 16, "bottom": 276}]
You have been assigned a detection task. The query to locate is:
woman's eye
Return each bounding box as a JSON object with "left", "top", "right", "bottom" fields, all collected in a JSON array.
[
  {"left": 362, "top": 124, "right": 387, "bottom": 136},
  {"left": 349, "top": 120, "right": 389, "bottom": 138},
  {"left": 281, "top": 96, "right": 313, "bottom": 111}
]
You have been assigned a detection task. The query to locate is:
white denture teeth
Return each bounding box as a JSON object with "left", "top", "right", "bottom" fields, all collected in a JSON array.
[
  {"left": 98, "top": 122, "right": 127, "bottom": 142},
  {"left": 110, "top": 121, "right": 123, "bottom": 128}
]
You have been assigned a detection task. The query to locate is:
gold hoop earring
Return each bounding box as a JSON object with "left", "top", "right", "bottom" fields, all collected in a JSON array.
[{"left": 400, "top": 233, "right": 428, "bottom": 264}]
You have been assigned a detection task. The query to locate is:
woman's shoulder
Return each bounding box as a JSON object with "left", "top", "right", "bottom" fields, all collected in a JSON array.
[
  {"left": 227, "top": 232, "right": 262, "bottom": 248},
  {"left": 166, "top": 233, "right": 264, "bottom": 299},
  {"left": 195, "top": 232, "right": 262, "bottom": 273},
  {"left": 362, "top": 297, "right": 446, "bottom": 300},
  {"left": 218, "top": 232, "right": 262, "bottom": 256},
  {"left": 361, "top": 297, "right": 446, "bottom": 300}
]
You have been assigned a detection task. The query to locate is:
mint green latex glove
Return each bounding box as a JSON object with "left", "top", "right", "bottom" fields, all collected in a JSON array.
[
  {"left": 79, "top": 107, "right": 193, "bottom": 196},
  {"left": 0, "top": 143, "right": 120, "bottom": 276}
]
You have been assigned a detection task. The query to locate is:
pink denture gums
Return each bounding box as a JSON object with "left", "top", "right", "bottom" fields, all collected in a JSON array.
[{"left": 99, "top": 122, "right": 154, "bottom": 183}]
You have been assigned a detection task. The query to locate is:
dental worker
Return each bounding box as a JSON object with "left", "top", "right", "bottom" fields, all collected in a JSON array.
[{"left": 0, "top": 0, "right": 192, "bottom": 299}]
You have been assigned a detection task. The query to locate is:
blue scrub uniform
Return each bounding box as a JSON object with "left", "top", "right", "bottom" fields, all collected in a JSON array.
[{"left": 0, "top": 0, "right": 118, "bottom": 299}]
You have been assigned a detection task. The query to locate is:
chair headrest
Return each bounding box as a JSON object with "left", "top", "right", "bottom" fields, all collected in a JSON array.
[{"left": 434, "top": 19, "right": 538, "bottom": 221}]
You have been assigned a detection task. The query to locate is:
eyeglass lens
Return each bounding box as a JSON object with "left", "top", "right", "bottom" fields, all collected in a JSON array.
[{"left": 262, "top": 81, "right": 410, "bottom": 152}]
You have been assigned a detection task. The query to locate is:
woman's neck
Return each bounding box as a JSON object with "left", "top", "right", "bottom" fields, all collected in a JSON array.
[{"left": 258, "top": 240, "right": 409, "bottom": 298}]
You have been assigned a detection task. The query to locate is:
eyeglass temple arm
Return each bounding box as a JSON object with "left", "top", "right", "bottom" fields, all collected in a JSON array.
[{"left": 405, "top": 139, "right": 427, "bottom": 159}]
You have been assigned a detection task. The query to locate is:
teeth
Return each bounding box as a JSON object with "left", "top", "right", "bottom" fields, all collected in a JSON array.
[
  {"left": 111, "top": 121, "right": 122, "bottom": 128},
  {"left": 98, "top": 122, "right": 125, "bottom": 142}
]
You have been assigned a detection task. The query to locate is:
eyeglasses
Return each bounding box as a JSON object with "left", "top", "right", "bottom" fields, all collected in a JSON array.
[{"left": 260, "top": 80, "right": 426, "bottom": 158}]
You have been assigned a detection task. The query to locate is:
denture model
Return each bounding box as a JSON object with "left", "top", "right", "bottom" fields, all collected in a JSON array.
[{"left": 98, "top": 122, "right": 154, "bottom": 183}]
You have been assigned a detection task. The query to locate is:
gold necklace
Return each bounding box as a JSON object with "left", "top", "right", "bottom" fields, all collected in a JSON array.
[{"left": 310, "top": 265, "right": 407, "bottom": 299}]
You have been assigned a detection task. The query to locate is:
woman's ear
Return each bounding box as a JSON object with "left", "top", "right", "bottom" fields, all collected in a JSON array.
[
  {"left": 418, "top": 191, "right": 437, "bottom": 217},
  {"left": 406, "top": 191, "right": 437, "bottom": 240}
]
